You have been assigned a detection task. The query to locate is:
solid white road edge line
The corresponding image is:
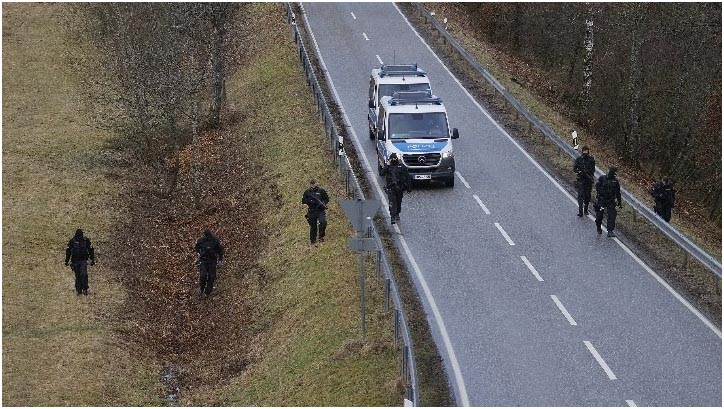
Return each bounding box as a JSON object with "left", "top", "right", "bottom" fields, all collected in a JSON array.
[
  {"left": 376, "top": 54, "right": 384, "bottom": 65},
  {"left": 494, "top": 222, "right": 515, "bottom": 246},
  {"left": 362, "top": 32, "right": 369, "bottom": 41},
  {"left": 520, "top": 256, "right": 544, "bottom": 281},
  {"left": 584, "top": 341, "right": 617, "bottom": 380},
  {"left": 550, "top": 295, "right": 577, "bottom": 326},
  {"left": 473, "top": 195, "right": 491, "bottom": 215},
  {"left": 626, "top": 399, "right": 637, "bottom": 407},
  {"left": 455, "top": 171, "right": 471, "bottom": 188},
  {"left": 301, "top": 6, "right": 471, "bottom": 407},
  {"left": 393, "top": 3, "right": 722, "bottom": 340},
  {"left": 350, "top": 11, "right": 356, "bottom": 20}
]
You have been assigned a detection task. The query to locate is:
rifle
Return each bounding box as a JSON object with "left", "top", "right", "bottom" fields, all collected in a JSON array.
[{"left": 306, "top": 192, "right": 328, "bottom": 210}]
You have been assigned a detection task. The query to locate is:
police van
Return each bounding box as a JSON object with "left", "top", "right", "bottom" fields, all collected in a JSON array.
[
  {"left": 368, "top": 63, "right": 431, "bottom": 140},
  {"left": 374, "top": 91, "right": 459, "bottom": 187}
]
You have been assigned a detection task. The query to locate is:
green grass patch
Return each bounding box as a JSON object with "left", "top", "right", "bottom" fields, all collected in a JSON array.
[{"left": 2, "top": 4, "right": 161, "bottom": 406}]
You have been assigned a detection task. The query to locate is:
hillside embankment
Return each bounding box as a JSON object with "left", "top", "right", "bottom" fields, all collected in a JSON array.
[{"left": 3, "top": 3, "right": 406, "bottom": 405}]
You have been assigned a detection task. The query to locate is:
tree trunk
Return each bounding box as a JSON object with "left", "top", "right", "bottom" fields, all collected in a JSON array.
[{"left": 580, "top": 6, "right": 594, "bottom": 125}]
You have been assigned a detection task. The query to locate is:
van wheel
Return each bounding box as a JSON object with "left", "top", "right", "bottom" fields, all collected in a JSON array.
[
  {"left": 378, "top": 159, "right": 384, "bottom": 176},
  {"left": 445, "top": 176, "right": 455, "bottom": 188}
]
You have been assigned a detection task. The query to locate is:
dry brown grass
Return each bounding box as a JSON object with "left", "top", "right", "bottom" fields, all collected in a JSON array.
[{"left": 2, "top": 4, "right": 161, "bottom": 405}]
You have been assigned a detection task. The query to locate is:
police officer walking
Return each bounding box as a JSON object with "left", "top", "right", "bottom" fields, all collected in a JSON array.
[
  {"left": 195, "top": 229, "right": 224, "bottom": 297},
  {"left": 594, "top": 167, "right": 623, "bottom": 237},
  {"left": 573, "top": 146, "right": 596, "bottom": 217},
  {"left": 302, "top": 178, "right": 329, "bottom": 245},
  {"left": 651, "top": 177, "right": 675, "bottom": 223},
  {"left": 64, "top": 228, "right": 95, "bottom": 295},
  {"left": 381, "top": 153, "right": 412, "bottom": 224}
]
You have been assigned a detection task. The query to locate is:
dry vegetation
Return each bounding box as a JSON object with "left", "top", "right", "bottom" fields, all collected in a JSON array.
[{"left": 4, "top": 3, "right": 403, "bottom": 406}]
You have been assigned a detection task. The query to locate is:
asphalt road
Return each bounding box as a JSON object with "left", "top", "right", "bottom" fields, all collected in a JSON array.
[{"left": 302, "top": 3, "right": 722, "bottom": 406}]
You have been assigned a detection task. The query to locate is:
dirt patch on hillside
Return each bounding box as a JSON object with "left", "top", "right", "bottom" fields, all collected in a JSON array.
[{"left": 103, "top": 117, "right": 277, "bottom": 395}]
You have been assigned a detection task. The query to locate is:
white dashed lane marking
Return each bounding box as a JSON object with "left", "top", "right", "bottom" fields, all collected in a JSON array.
[
  {"left": 362, "top": 32, "right": 369, "bottom": 41},
  {"left": 520, "top": 256, "right": 544, "bottom": 281},
  {"left": 494, "top": 223, "right": 515, "bottom": 246},
  {"left": 584, "top": 341, "right": 617, "bottom": 380},
  {"left": 376, "top": 54, "right": 383, "bottom": 65},
  {"left": 350, "top": 11, "right": 356, "bottom": 20},
  {"left": 472, "top": 195, "right": 490, "bottom": 215},
  {"left": 551, "top": 295, "right": 577, "bottom": 326},
  {"left": 626, "top": 400, "right": 637, "bottom": 407},
  {"left": 455, "top": 171, "right": 470, "bottom": 188}
]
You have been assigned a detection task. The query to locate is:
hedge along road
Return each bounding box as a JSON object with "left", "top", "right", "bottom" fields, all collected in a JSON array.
[{"left": 301, "top": 3, "right": 721, "bottom": 407}]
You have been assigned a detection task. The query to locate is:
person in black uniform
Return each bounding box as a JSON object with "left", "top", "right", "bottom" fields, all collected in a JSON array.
[
  {"left": 64, "top": 228, "right": 95, "bottom": 295},
  {"left": 573, "top": 146, "right": 596, "bottom": 217},
  {"left": 651, "top": 177, "right": 675, "bottom": 223},
  {"left": 381, "top": 153, "right": 412, "bottom": 224},
  {"left": 594, "top": 167, "right": 623, "bottom": 237},
  {"left": 301, "top": 178, "right": 329, "bottom": 245},
  {"left": 195, "top": 229, "right": 224, "bottom": 296}
]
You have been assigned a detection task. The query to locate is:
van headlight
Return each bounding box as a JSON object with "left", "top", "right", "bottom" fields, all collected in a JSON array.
[{"left": 442, "top": 150, "right": 454, "bottom": 159}]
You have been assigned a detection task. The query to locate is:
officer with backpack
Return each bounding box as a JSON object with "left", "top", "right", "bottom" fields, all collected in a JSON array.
[
  {"left": 64, "top": 229, "right": 95, "bottom": 295},
  {"left": 651, "top": 177, "right": 675, "bottom": 223},
  {"left": 594, "top": 167, "right": 623, "bottom": 237},
  {"left": 301, "top": 178, "right": 329, "bottom": 245},
  {"left": 381, "top": 153, "right": 412, "bottom": 224},
  {"left": 195, "top": 229, "right": 224, "bottom": 297},
  {"left": 573, "top": 146, "right": 596, "bottom": 217}
]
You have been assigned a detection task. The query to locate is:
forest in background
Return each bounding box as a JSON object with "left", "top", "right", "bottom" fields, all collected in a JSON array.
[{"left": 461, "top": 3, "right": 721, "bottom": 221}]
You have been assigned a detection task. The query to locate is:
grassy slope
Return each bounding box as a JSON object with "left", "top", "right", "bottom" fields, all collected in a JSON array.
[
  {"left": 2, "top": 4, "right": 160, "bottom": 406},
  {"left": 3, "top": 3, "right": 402, "bottom": 406},
  {"left": 184, "top": 4, "right": 402, "bottom": 405}
]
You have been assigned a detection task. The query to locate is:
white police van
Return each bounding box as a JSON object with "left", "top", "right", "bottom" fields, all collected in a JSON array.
[
  {"left": 368, "top": 63, "right": 431, "bottom": 140},
  {"left": 374, "top": 90, "right": 459, "bottom": 187}
]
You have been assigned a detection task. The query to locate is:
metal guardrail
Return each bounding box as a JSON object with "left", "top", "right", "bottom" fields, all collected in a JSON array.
[
  {"left": 412, "top": 3, "right": 722, "bottom": 278},
  {"left": 284, "top": 4, "right": 420, "bottom": 405}
]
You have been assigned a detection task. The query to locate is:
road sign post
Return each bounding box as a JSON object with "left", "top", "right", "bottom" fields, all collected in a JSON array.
[{"left": 341, "top": 199, "right": 381, "bottom": 337}]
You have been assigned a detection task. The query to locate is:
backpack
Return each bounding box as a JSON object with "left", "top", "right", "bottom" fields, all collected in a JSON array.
[
  {"left": 596, "top": 176, "right": 612, "bottom": 201},
  {"left": 71, "top": 239, "right": 89, "bottom": 259}
]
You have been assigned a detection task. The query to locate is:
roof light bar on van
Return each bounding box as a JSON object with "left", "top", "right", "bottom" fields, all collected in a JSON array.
[
  {"left": 389, "top": 91, "right": 443, "bottom": 106},
  {"left": 379, "top": 63, "right": 427, "bottom": 78}
]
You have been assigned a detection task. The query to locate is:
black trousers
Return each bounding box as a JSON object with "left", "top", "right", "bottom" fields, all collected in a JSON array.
[
  {"left": 595, "top": 203, "right": 617, "bottom": 232},
  {"left": 577, "top": 183, "right": 592, "bottom": 214},
  {"left": 307, "top": 209, "right": 327, "bottom": 243},
  {"left": 72, "top": 260, "right": 88, "bottom": 293},
  {"left": 655, "top": 201, "right": 672, "bottom": 222},
  {"left": 199, "top": 260, "right": 217, "bottom": 294},
  {"left": 387, "top": 189, "right": 404, "bottom": 218}
]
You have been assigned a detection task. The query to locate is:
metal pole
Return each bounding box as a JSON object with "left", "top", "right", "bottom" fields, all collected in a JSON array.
[
  {"left": 358, "top": 199, "right": 366, "bottom": 337},
  {"left": 385, "top": 278, "right": 391, "bottom": 312}
]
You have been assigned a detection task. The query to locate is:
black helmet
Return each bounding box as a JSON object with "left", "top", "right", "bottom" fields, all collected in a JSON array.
[
  {"left": 389, "top": 153, "right": 399, "bottom": 164},
  {"left": 608, "top": 167, "right": 617, "bottom": 177}
]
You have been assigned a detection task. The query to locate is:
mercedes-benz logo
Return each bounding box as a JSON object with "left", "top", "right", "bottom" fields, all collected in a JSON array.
[{"left": 418, "top": 156, "right": 427, "bottom": 164}]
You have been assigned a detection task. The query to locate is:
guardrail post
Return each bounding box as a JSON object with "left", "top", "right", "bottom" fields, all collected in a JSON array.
[
  {"left": 528, "top": 121, "right": 533, "bottom": 137},
  {"left": 385, "top": 278, "right": 391, "bottom": 311},
  {"left": 393, "top": 309, "right": 400, "bottom": 347},
  {"left": 376, "top": 250, "right": 382, "bottom": 279},
  {"left": 345, "top": 169, "right": 352, "bottom": 198},
  {"left": 402, "top": 345, "right": 408, "bottom": 377}
]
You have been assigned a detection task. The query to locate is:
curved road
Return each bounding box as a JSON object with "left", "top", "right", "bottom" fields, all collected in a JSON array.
[{"left": 302, "top": 3, "right": 722, "bottom": 406}]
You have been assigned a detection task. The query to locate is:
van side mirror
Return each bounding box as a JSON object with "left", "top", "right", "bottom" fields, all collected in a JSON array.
[
  {"left": 452, "top": 128, "right": 459, "bottom": 139},
  {"left": 369, "top": 100, "right": 375, "bottom": 109},
  {"left": 378, "top": 129, "right": 386, "bottom": 141}
]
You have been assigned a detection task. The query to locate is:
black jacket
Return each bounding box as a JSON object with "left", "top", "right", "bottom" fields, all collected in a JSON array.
[
  {"left": 595, "top": 174, "right": 622, "bottom": 207},
  {"left": 65, "top": 234, "right": 95, "bottom": 264},
  {"left": 381, "top": 164, "right": 412, "bottom": 192},
  {"left": 302, "top": 187, "right": 329, "bottom": 212},
  {"left": 573, "top": 154, "right": 596, "bottom": 186},
  {"left": 651, "top": 181, "right": 675, "bottom": 207},
  {"left": 195, "top": 232, "right": 224, "bottom": 262}
]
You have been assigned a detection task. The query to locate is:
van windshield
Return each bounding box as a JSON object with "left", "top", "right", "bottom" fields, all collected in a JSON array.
[
  {"left": 378, "top": 83, "right": 430, "bottom": 104},
  {"left": 388, "top": 113, "right": 449, "bottom": 139}
]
